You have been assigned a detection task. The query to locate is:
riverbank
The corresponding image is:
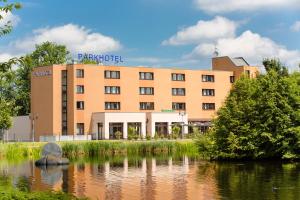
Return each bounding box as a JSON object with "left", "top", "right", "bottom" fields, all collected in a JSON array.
[
  {"left": 0, "top": 189, "right": 85, "bottom": 200},
  {"left": 0, "top": 140, "right": 198, "bottom": 161}
]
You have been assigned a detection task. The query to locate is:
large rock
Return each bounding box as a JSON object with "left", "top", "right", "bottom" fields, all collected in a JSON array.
[
  {"left": 42, "top": 142, "right": 63, "bottom": 158},
  {"left": 35, "top": 155, "right": 69, "bottom": 166},
  {"left": 35, "top": 142, "right": 69, "bottom": 166}
]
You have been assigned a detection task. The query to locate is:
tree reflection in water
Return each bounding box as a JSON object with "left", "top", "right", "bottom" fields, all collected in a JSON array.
[{"left": 196, "top": 161, "right": 300, "bottom": 200}]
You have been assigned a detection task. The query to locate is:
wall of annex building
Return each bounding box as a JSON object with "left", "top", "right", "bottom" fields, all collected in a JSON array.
[
  {"left": 212, "top": 56, "right": 259, "bottom": 79},
  {"left": 31, "top": 65, "right": 57, "bottom": 140}
]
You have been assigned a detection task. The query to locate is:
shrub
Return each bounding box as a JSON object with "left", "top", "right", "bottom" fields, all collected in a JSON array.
[
  {"left": 146, "top": 135, "right": 151, "bottom": 140},
  {"left": 154, "top": 132, "right": 159, "bottom": 140},
  {"left": 115, "top": 131, "right": 122, "bottom": 140}
]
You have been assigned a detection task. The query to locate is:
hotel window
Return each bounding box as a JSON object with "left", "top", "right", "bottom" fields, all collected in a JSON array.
[
  {"left": 76, "top": 123, "right": 84, "bottom": 135},
  {"left": 245, "top": 70, "right": 250, "bottom": 77},
  {"left": 202, "top": 103, "right": 215, "bottom": 110},
  {"left": 76, "top": 85, "right": 84, "bottom": 94},
  {"left": 61, "top": 70, "right": 68, "bottom": 135},
  {"left": 139, "top": 72, "right": 154, "bottom": 80},
  {"left": 104, "top": 70, "right": 120, "bottom": 79},
  {"left": 76, "top": 69, "right": 84, "bottom": 78},
  {"left": 76, "top": 101, "right": 84, "bottom": 110},
  {"left": 172, "top": 73, "right": 185, "bottom": 81},
  {"left": 202, "top": 75, "right": 215, "bottom": 82},
  {"left": 202, "top": 89, "right": 215, "bottom": 96},
  {"left": 172, "top": 102, "right": 186, "bottom": 110},
  {"left": 105, "top": 102, "right": 120, "bottom": 110},
  {"left": 139, "top": 87, "right": 154, "bottom": 95},
  {"left": 230, "top": 76, "right": 235, "bottom": 83},
  {"left": 105, "top": 86, "right": 120, "bottom": 94},
  {"left": 140, "top": 102, "right": 154, "bottom": 110},
  {"left": 172, "top": 88, "right": 186, "bottom": 96}
]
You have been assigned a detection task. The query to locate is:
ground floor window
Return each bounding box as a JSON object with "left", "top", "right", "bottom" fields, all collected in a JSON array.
[
  {"left": 188, "top": 121, "right": 211, "bottom": 133},
  {"left": 109, "top": 123, "right": 123, "bottom": 139},
  {"left": 155, "top": 122, "right": 168, "bottom": 136},
  {"left": 76, "top": 123, "right": 84, "bottom": 135},
  {"left": 171, "top": 122, "right": 182, "bottom": 134},
  {"left": 128, "top": 122, "right": 142, "bottom": 137},
  {"left": 97, "top": 123, "right": 104, "bottom": 140}
]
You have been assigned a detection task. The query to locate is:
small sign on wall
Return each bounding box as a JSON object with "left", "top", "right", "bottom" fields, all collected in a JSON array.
[{"left": 33, "top": 70, "right": 52, "bottom": 77}]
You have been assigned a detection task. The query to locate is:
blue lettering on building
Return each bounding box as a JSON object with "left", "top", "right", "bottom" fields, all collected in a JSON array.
[{"left": 77, "top": 53, "right": 124, "bottom": 64}]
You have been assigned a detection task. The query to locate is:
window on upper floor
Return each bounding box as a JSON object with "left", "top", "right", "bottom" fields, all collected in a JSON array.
[
  {"left": 105, "top": 102, "right": 120, "bottom": 110},
  {"left": 172, "top": 73, "right": 185, "bottom": 81},
  {"left": 139, "top": 87, "right": 154, "bottom": 95},
  {"left": 139, "top": 72, "right": 154, "bottom": 80},
  {"left": 202, "top": 103, "right": 215, "bottom": 110},
  {"left": 172, "top": 88, "right": 186, "bottom": 96},
  {"left": 104, "top": 70, "right": 120, "bottom": 79},
  {"left": 140, "top": 102, "right": 154, "bottom": 110},
  {"left": 76, "top": 69, "right": 84, "bottom": 78},
  {"left": 245, "top": 70, "right": 250, "bottom": 77},
  {"left": 76, "top": 85, "right": 84, "bottom": 94},
  {"left": 202, "top": 89, "right": 215, "bottom": 96},
  {"left": 105, "top": 86, "right": 120, "bottom": 94},
  {"left": 230, "top": 76, "right": 235, "bottom": 83},
  {"left": 172, "top": 102, "right": 186, "bottom": 110},
  {"left": 76, "top": 101, "right": 84, "bottom": 110},
  {"left": 202, "top": 75, "right": 215, "bottom": 82}
]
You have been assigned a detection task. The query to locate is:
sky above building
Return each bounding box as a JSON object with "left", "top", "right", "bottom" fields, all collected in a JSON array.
[{"left": 0, "top": 0, "right": 300, "bottom": 70}]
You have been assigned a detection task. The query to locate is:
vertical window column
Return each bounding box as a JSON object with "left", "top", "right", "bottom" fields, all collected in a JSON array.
[{"left": 62, "top": 70, "right": 68, "bottom": 135}]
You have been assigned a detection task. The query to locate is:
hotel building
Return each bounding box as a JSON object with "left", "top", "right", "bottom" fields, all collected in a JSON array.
[{"left": 30, "top": 56, "right": 258, "bottom": 141}]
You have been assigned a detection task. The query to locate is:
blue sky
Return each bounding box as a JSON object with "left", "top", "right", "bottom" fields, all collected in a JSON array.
[{"left": 1, "top": 0, "right": 300, "bottom": 70}]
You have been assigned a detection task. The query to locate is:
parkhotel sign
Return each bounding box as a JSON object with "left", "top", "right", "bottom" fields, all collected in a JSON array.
[{"left": 78, "top": 53, "right": 124, "bottom": 64}]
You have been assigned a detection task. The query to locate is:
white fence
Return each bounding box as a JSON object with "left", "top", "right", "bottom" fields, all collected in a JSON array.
[{"left": 40, "top": 135, "right": 92, "bottom": 142}]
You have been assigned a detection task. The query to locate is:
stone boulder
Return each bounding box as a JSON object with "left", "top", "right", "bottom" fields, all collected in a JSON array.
[{"left": 35, "top": 142, "right": 69, "bottom": 166}]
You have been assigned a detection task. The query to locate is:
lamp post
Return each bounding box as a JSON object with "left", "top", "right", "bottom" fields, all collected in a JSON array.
[
  {"left": 178, "top": 111, "right": 186, "bottom": 139},
  {"left": 29, "top": 113, "right": 38, "bottom": 142}
]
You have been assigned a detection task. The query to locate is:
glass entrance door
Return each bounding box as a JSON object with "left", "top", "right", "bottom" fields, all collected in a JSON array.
[{"left": 109, "top": 123, "right": 123, "bottom": 139}]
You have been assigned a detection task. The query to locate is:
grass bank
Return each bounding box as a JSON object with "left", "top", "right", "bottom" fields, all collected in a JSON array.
[
  {"left": 0, "top": 140, "right": 198, "bottom": 161},
  {"left": 0, "top": 189, "right": 85, "bottom": 200},
  {"left": 0, "top": 142, "right": 43, "bottom": 161},
  {"left": 61, "top": 140, "right": 198, "bottom": 159}
]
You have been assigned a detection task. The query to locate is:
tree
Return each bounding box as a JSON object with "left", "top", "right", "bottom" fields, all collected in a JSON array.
[
  {"left": 15, "top": 42, "right": 70, "bottom": 115},
  {"left": 30, "top": 41, "right": 70, "bottom": 67},
  {"left": 200, "top": 59, "right": 300, "bottom": 160},
  {"left": 0, "top": 0, "right": 21, "bottom": 130},
  {"left": 263, "top": 58, "right": 288, "bottom": 76},
  {"left": 15, "top": 55, "right": 33, "bottom": 115},
  {"left": 0, "top": 0, "right": 21, "bottom": 36},
  {"left": 0, "top": 58, "right": 20, "bottom": 129}
]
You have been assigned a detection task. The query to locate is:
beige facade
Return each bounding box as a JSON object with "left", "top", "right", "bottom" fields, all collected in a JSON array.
[{"left": 31, "top": 56, "right": 258, "bottom": 141}]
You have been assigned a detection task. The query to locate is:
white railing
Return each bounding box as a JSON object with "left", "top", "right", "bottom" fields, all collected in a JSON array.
[{"left": 40, "top": 135, "right": 91, "bottom": 142}]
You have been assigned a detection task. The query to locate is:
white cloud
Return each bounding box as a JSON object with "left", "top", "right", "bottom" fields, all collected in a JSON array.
[
  {"left": 291, "top": 21, "right": 300, "bottom": 32},
  {"left": 0, "top": 24, "right": 121, "bottom": 62},
  {"left": 162, "top": 16, "right": 237, "bottom": 45},
  {"left": 0, "top": 11, "right": 20, "bottom": 27},
  {"left": 186, "top": 30, "right": 300, "bottom": 70},
  {"left": 194, "top": 0, "right": 300, "bottom": 13},
  {"left": 10, "top": 23, "right": 121, "bottom": 54}
]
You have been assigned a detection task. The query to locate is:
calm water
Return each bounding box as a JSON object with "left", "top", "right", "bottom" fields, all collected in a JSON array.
[{"left": 0, "top": 157, "right": 300, "bottom": 200}]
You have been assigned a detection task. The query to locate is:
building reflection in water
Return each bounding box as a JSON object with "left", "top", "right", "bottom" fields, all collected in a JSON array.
[{"left": 0, "top": 156, "right": 219, "bottom": 200}]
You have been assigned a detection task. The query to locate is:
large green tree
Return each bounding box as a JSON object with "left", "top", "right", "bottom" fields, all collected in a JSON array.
[
  {"left": 198, "top": 59, "right": 300, "bottom": 160},
  {"left": 30, "top": 41, "right": 69, "bottom": 67},
  {"left": 15, "top": 42, "right": 70, "bottom": 115},
  {"left": 0, "top": 0, "right": 21, "bottom": 130}
]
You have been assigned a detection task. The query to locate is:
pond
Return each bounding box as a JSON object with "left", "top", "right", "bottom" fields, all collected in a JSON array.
[{"left": 0, "top": 157, "right": 299, "bottom": 200}]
